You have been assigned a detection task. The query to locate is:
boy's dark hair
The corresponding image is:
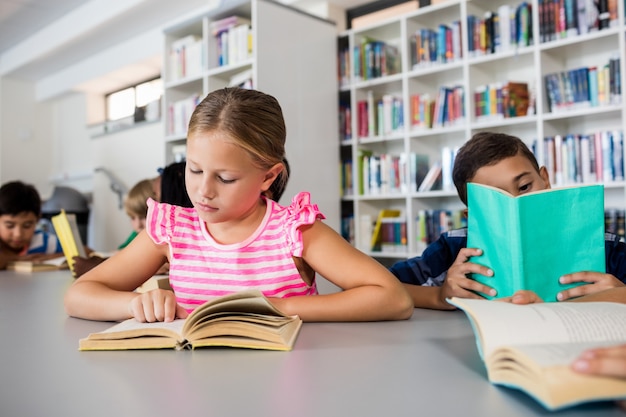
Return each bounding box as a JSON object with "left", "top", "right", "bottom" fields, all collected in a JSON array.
[
  {"left": 0, "top": 181, "right": 42, "bottom": 217},
  {"left": 452, "top": 132, "right": 540, "bottom": 205},
  {"left": 160, "top": 161, "right": 193, "bottom": 208}
]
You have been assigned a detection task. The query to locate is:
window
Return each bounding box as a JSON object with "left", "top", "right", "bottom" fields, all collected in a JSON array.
[{"left": 106, "top": 78, "right": 163, "bottom": 123}]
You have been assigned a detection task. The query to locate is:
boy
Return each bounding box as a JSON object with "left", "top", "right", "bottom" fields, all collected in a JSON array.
[
  {"left": 390, "top": 132, "right": 626, "bottom": 309},
  {"left": 0, "top": 180, "right": 63, "bottom": 269}
]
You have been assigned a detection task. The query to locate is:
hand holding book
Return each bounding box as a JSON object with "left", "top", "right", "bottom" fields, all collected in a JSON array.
[{"left": 467, "top": 183, "right": 605, "bottom": 301}]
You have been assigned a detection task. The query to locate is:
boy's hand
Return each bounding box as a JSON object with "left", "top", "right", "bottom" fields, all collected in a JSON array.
[
  {"left": 556, "top": 272, "right": 625, "bottom": 301},
  {"left": 439, "top": 247, "right": 496, "bottom": 303},
  {"left": 72, "top": 255, "right": 107, "bottom": 278},
  {"left": 128, "top": 289, "right": 188, "bottom": 323}
]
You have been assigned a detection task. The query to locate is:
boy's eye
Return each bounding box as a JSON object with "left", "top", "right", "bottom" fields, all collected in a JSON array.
[{"left": 519, "top": 183, "right": 532, "bottom": 192}]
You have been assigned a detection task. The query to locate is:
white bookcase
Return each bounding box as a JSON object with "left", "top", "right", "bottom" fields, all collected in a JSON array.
[
  {"left": 338, "top": 0, "right": 626, "bottom": 261},
  {"left": 161, "top": 0, "right": 340, "bottom": 231}
]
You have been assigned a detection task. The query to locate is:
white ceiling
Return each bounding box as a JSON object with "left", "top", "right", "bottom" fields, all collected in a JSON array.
[{"left": 0, "top": 0, "right": 369, "bottom": 95}]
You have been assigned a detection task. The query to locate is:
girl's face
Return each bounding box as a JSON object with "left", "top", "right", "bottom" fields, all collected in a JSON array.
[{"left": 185, "top": 131, "right": 279, "bottom": 226}]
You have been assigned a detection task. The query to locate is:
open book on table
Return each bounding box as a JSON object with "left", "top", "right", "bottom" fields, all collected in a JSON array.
[
  {"left": 7, "top": 256, "right": 68, "bottom": 273},
  {"left": 79, "top": 290, "right": 302, "bottom": 351},
  {"left": 448, "top": 297, "right": 626, "bottom": 410},
  {"left": 466, "top": 182, "right": 605, "bottom": 301}
]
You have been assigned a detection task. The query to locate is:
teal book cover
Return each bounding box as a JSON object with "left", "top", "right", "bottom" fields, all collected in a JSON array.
[{"left": 466, "top": 183, "right": 605, "bottom": 301}]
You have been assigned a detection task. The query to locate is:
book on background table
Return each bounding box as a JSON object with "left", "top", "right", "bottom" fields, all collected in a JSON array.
[
  {"left": 7, "top": 256, "right": 68, "bottom": 273},
  {"left": 79, "top": 290, "right": 302, "bottom": 352},
  {"left": 51, "top": 209, "right": 87, "bottom": 277},
  {"left": 448, "top": 297, "right": 626, "bottom": 410},
  {"left": 466, "top": 183, "right": 605, "bottom": 301}
]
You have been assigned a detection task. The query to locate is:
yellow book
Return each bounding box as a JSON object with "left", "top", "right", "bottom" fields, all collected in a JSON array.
[
  {"left": 370, "top": 209, "right": 401, "bottom": 251},
  {"left": 79, "top": 290, "right": 302, "bottom": 352},
  {"left": 51, "top": 209, "right": 87, "bottom": 277}
]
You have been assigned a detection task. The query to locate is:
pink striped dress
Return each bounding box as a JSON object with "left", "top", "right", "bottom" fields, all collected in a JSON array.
[{"left": 145, "top": 191, "right": 323, "bottom": 313}]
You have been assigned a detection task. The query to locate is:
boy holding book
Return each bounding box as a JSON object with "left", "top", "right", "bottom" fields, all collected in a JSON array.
[{"left": 390, "top": 132, "right": 626, "bottom": 309}]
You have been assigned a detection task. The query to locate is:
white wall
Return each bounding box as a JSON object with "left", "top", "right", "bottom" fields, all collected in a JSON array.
[
  {"left": 0, "top": 77, "right": 55, "bottom": 196},
  {"left": 90, "top": 121, "right": 164, "bottom": 251}
]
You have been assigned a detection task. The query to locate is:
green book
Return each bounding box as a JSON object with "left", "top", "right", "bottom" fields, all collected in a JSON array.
[{"left": 467, "top": 183, "right": 605, "bottom": 301}]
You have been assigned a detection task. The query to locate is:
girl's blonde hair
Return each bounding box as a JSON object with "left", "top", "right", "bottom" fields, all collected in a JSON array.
[
  {"left": 187, "top": 87, "right": 289, "bottom": 202},
  {"left": 124, "top": 179, "right": 157, "bottom": 218}
]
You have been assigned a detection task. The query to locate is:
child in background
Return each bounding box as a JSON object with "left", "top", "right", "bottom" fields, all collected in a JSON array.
[
  {"left": 118, "top": 178, "right": 157, "bottom": 249},
  {"left": 72, "top": 178, "right": 158, "bottom": 277},
  {"left": 64, "top": 87, "right": 413, "bottom": 323},
  {"left": 0, "top": 180, "right": 63, "bottom": 269},
  {"left": 156, "top": 161, "right": 193, "bottom": 207},
  {"left": 389, "top": 132, "right": 626, "bottom": 309}
]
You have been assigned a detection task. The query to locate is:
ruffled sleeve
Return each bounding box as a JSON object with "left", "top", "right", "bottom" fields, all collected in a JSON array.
[
  {"left": 145, "top": 198, "right": 176, "bottom": 245},
  {"left": 284, "top": 191, "right": 326, "bottom": 257}
]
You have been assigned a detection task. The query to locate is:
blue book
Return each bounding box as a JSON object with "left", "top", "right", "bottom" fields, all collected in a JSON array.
[
  {"left": 588, "top": 66, "right": 599, "bottom": 106},
  {"left": 466, "top": 182, "right": 605, "bottom": 301}
]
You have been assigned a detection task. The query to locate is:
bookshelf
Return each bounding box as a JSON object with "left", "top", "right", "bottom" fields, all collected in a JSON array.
[
  {"left": 338, "top": 0, "right": 625, "bottom": 261},
  {"left": 161, "top": 0, "right": 339, "bottom": 231}
]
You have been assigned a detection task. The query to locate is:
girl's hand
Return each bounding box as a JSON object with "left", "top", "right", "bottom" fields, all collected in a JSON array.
[
  {"left": 438, "top": 247, "right": 496, "bottom": 306},
  {"left": 557, "top": 272, "right": 625, "bottom": 301},
  {"left": 128, "top": 289, "right": 188, "bottom": 323}
]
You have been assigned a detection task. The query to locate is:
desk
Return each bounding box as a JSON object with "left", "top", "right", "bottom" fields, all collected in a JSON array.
[{"left": 0, "top": 270, "right": 621, "bottom": 417}]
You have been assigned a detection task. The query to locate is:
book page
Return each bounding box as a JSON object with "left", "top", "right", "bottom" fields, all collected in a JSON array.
[
  {"left": 492, "top": 341, "right": 623, "bottom": 368},
  {"left": 449, "top": 298, "right": 626, "bottom": 358},
  {"left": 86, "top": 318, "right": 185, "bottom": 340}
]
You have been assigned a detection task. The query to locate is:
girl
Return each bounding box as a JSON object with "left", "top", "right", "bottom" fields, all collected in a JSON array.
[{"left": 64, "top": 88, "right": 413, "bottom": 323}]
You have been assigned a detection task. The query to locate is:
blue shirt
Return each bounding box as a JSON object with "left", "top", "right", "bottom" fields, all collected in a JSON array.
[
  {"left": 389, "top": 228, "right": 626, "bottom": 286},
  {"left": 24, "top": 230, "right": 63, "bottom": 255}
]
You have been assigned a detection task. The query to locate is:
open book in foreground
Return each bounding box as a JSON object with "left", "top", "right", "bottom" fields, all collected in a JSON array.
[
  {"left": 448, "top": 297, "right": 626, "bottom": 410},
  {"left": 79, "top": 290, "right": 302, "bottom": 352},
  {"left": 466, "top": 182, "right": 605, "bottom": 301}
]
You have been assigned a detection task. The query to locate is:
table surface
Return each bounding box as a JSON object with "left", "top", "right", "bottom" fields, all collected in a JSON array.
[{"left": 0, "top": 270, "right": 622, "bottom": 417}]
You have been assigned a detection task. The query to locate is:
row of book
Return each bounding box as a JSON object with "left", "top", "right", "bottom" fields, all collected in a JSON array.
[
  {"left": 410, "top": 86, "right": 465, "bottom": 130},
  {"left": 538, "top": 0, "right": 618, "bottom": 43},
  {"left": 341, "top": 147, "right": 458, "bottom": 197},
  {"left": 467, "top": 2, "right": 533, "bottom": 57},
  {"left": 211, "top": 15, "right": 252, "bottom": 67},
  {"left": 341, "top": 208, "right": 466, "bottom": 252},
  {"left": 352, "top": 38, "right": 401, "bottom": 82},
  {"left": 355, "top": 91, "right": 404, "bottom": 138},
  {"left": 168, "top": 35, "right": 204, "bottom": 81},
  {"left": 409, "top": 21, "right": 462, "bottom": 69},
  {"left": 166, "top": 94, "right": 201, "bottom": 137},
  {"left": 474, "top": 81, "right": 532, "bottom": 121},
  {"left": 339, "top": 85, "right": 466, "bottom": 141},
  {"left": 544, "top": 58, "right": 621, "bottom": 112},
  {"left": 541, "top": 130, "right": 624, "bottom": 186}
]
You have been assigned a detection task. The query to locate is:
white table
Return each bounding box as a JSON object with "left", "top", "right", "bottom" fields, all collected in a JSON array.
[{"left": 0, "top": 270, "right": 622, "bottom": 416}]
